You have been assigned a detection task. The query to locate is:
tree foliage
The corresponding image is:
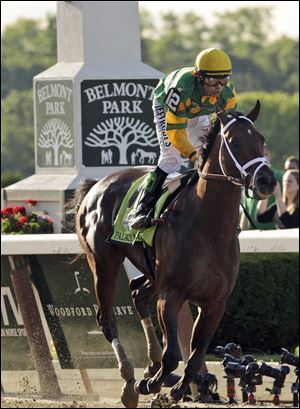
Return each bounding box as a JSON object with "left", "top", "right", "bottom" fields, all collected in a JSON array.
[
  {"left": 237, "top": 92, "right": 299, "bottom": 167},
  {"left": 1, "top": 16, "right": 57, "bottom": 98},
  {"left": 1, "top": 89, "right": 35, "bottom": 176}
]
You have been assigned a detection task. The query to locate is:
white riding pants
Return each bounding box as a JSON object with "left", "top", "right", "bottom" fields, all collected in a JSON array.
[{"left": 153, "top": 98, "right": 211, "bottom": 174}]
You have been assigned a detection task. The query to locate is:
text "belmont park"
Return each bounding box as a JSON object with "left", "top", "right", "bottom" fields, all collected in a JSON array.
[{"left": 84, "top": 81, "right": 155, "bottom": 103}]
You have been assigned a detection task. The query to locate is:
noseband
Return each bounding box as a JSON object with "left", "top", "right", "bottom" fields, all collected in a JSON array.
[{"left": 199, "top": 115, "right": 268, "bottom": 197}]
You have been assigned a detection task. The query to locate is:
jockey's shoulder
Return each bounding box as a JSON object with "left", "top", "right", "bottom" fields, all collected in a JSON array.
[
  {"left": 162, "top": 67, "right": 196, "bottom": 94},
  {"left": 221, "top": 80, "right": 236, "bottom": 96}
]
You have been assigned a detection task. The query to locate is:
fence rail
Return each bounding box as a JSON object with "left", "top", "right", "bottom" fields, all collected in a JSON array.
[{"left": 1, "top": 229, "right": 299, "bottom": 255}]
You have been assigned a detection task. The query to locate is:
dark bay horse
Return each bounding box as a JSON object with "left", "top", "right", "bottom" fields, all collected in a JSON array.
[{"left": 74, "top": 101, "right": 276, "bottom": 407}]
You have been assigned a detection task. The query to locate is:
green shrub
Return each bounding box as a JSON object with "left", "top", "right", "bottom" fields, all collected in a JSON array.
[{"left": 211, "top": 253, "right": 299, "bottom": 353}]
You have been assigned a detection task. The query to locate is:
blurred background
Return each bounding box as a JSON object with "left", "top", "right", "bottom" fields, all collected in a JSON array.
[{"left": 1, "top": 1, "right": 299, "bottom": 187}]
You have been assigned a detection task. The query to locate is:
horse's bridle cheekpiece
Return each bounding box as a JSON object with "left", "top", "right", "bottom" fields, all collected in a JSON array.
[{"left": 198, "top": 116, "right": 268, "bottom": 199}]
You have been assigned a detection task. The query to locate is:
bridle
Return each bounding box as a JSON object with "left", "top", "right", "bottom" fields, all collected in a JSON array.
[{"left": 198, "top": 115, "right": 268, "bottom": 197}]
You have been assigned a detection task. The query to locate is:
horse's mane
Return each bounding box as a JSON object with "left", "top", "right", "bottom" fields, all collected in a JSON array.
[
  {"left": 200, "top": 118, "right": 220, "bottom": 168},
  {"left": 200, "top": 109, "right": 246, "bottom": 170}
]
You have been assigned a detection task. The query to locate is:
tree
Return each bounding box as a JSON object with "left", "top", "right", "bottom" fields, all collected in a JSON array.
[
  {"left": 86, "top": 117, "right": 156, "bottom": 164},
  {"left": 140, "top": 11, "right": 209, "bottom": 73},
  {"left": 1, "top": 15, "right": 57, "bottom": 98},
  {"left": 1, "top": 170, "right": 22, "bottom": 188},
  {"left": 1, "top": 89, "right": 35, "bottom": 177},
  {"left": 38, "top": 119, "right": 74, "bottom": 167},
  {"left": 208, "top": 7, "right": 273, "bottom": 54},
  {"left": 238, "top": 92, "right": 299, "bottom": 168},
  {"left": 253, "top": 37, "right": 299, "bottom": 93}
]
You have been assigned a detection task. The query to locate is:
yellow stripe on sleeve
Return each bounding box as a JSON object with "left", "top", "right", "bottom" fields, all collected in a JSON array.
[
  {"left": 166, "top": 110, "right": 188, "bottom": 127},
  {"left": 166, "top": 128, "right": 196, "bottom": 158}
]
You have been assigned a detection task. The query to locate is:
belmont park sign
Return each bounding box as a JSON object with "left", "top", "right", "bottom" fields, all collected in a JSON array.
[{"left": 81, "top": 79, "right": 159, "bottom": 167}]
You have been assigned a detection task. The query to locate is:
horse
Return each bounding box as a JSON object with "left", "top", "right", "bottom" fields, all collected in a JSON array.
[
  {"left": 73, "top": 101, "right": 276, "bottom": 407},
  {"left": 135, "top": 148, "right": 157, "bottom": 164}
]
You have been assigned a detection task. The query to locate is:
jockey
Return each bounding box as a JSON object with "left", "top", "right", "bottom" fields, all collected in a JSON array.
[{"left": 129, "top": 48, "right": 237, "bottom": 230}]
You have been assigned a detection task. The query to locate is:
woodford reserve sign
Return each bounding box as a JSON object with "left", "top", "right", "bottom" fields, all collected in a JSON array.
[{"left": 81, "top": 79, "right": 160, "bottom": 167}]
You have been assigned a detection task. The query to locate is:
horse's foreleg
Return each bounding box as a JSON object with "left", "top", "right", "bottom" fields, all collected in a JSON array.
[
  {"left": 177, "top": 302, "right": 207, "bottom": 397},
  {"left": 170, "top": 301, "right": 226, "bottom": 402},
  {"left": 130, "top": 276, "right": 162, "bottom": 376},
  {"left": 135, "top": 293, "right": 183, "bottom": 395}
]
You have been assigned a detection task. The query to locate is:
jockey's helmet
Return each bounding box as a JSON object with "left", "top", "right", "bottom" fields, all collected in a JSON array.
[{"left": 195, "top": 48, "right": 232, "bottom": 77}]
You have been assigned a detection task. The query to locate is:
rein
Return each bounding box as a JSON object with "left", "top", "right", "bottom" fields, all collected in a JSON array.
[
  {"left": 198, "top": 115, "right": 268, "bottom": 196},
  {"left": 197, "top": 171, "right": 244, "bottom": 186}
]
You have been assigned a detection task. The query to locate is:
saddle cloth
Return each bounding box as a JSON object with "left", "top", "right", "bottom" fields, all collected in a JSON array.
[{"left": 109, "top": 173, "right": 183, "bottom": 247}]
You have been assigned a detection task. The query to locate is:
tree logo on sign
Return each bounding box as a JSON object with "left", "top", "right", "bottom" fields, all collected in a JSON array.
[
  {"left": 38, "top": 118, "right": 74, "bottom": 166},
  {"left": 85, "top": 117, "right": 157, "bottom": 165}
]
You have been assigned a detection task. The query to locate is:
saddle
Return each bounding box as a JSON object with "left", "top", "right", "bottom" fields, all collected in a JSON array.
[{"left": 108, "top": 170, "right": 199, "bottom": 247}]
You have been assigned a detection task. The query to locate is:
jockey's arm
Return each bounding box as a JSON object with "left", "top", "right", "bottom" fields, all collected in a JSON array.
[{"left": 165, "top": 110, "right": 197, "bottom": 161}]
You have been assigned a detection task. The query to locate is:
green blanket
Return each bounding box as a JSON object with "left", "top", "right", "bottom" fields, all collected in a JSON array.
[{"left": 110, "top": 175, "right": 170, "bottom": 247}]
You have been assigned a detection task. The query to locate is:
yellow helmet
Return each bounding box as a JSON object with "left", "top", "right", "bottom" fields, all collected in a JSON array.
[{"left": 195, "top": 48, "right": 232, "bottom": 77}]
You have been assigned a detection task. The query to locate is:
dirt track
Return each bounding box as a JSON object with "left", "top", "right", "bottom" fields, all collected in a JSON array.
[
  {"left": 0, "top": 395, "right": 297, "bottom": 408},
  {"left": 1, "top": 362, "right": 297, "bottom": 408}
]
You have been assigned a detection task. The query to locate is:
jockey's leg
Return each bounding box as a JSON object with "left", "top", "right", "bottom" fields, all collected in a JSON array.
[
  {"left": 129, "top": 98, "right": 180, "bottom": 230},
  {"left": 129, "top": 166, "right": 168, "bottom": 230}
]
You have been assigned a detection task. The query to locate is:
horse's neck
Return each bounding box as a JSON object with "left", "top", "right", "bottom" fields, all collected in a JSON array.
[{"left": 196, "top": 153, "right": 242, "bottom": 231}]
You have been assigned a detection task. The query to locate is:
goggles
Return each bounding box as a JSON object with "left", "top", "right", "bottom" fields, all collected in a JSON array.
[{"left": 204, "top": 76, "right": 230, "bottom": 87}]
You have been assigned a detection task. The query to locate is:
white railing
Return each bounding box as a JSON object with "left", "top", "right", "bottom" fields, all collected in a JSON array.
[{"left": 1, "top": 229, "right": 299, "bottom": 255}]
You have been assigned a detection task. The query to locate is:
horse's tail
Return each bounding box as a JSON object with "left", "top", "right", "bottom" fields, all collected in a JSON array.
[
  {"left": 75, "top": 178, "right": 98, "bottom": 209},
  {"left": 62, "top": 179, "right": 98, "bottom": 262},
  {"left": 66, "top": 178, "right": 99, "bottom": 215}
]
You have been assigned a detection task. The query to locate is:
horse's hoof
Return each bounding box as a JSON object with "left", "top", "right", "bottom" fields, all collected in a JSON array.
[
  {"left": 121, "top": 379, "right": 139, "bottom": 408},
  {"left": 134, "top": 378, "right": 151, "bottom": 395},
  {"left": 150, "top": 393, "right": 179, "bottom": 408},
  {"left": 170, "top": 384, "right": 185, "bottom": 403}
]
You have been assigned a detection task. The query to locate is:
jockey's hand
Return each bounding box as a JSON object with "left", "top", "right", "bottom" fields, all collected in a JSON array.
[{"left": 190, "top": 151, "right": 202, "bottom": 170}]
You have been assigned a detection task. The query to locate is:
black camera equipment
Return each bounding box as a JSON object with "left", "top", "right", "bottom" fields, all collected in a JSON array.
[
  {"left": 214, "top": 342, "right": 242, "bottom": 359},
  {"left": 222, "top": 353, "right": 256, "bottom": 367},
  {"left": 258, "top": 361, "right": 290, "bottom": 405},
  {"left": 216, "top": 348, "right": 242, "bottom": 404},
  {"left": 280, "top": 348, "right": 299, "bottom": 407},
  {"left": 192, "top": 372, "right": 220, "bottom": 402},
  {"left": 223, "top": 360, "right": 262, "bottom": 404}
]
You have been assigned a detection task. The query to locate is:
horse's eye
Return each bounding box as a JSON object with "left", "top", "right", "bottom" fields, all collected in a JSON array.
[{"left": 229, "top": 138, "right": 239, "bottom": 148}]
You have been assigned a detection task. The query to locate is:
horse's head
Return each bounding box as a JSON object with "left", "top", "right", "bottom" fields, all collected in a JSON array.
[{"left": 216, "top": 100, "right": 276, "bottom": 199}]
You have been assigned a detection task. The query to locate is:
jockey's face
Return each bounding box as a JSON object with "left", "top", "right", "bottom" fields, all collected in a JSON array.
[{"left": 203, "top": 76, "right": 229, "bottom": 97}]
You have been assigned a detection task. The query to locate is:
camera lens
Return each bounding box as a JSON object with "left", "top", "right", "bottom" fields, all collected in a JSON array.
[
  {"left": 280, "top": 348, "right": 299, "bottom": 368},
  {"left": 225, "top": 362, "right": 246, "bottom": 378}
]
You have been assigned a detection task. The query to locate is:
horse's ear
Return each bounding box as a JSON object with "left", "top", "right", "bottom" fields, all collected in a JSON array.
[
  {"left": 246, "top": 100, "right": 260, "bottom": 122},
  {"left": 216, "top": 109, "right": 235, "bottom": 127}
]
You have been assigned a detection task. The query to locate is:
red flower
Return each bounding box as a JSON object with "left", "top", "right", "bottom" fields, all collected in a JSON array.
[
  {"left": 13, "top": 206, "right": 26, "bottom": 216},
  {"left": 25, "top": 199, "right": 38, "bottom": 206},
  {"left": 1, "top": 207, "right": 14, "bottom": 217},
  {"left": 19, "top": 216, "right": 28, "bottom": 224}
]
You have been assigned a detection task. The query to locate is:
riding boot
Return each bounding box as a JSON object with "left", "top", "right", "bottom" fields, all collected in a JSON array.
[{"left": 129, "top": 167, "right": 168, "bottom": 230}]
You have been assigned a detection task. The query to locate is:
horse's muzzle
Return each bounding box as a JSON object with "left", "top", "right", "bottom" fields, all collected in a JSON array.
[{"left": 253, "top": 168, "right": 277, "bottom": 200}]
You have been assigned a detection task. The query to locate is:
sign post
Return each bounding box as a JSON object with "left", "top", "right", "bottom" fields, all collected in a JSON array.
[{"left": 7, "top": 256, "right": 61, "bottom": 397}]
